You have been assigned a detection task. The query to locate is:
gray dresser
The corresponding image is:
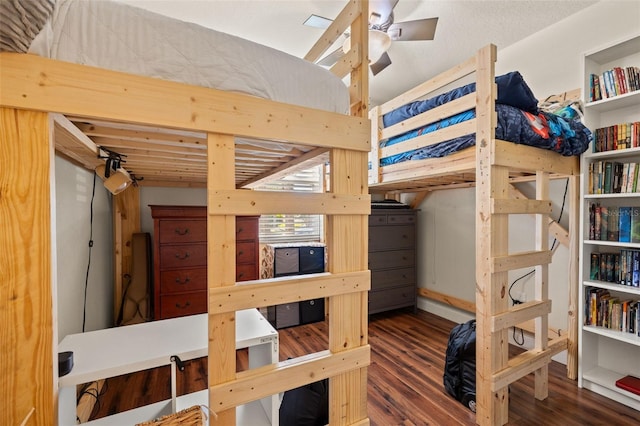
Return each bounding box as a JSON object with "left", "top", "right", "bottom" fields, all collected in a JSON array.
[{"left": 368, "top": 208, "right": 417, "bottom": 314}]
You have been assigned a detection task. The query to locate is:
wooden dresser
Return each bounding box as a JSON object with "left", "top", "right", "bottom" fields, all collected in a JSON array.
[
  {"left": 150, "top": 205, "right": 259, "bottom": 320},
  {"left": 368, "top": 208, "right": 417, "bottom": 314}
]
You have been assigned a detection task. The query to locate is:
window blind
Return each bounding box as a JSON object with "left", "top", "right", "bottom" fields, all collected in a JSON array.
[{"left": 257, "top": 166, "right": 323, "bottom": 244}]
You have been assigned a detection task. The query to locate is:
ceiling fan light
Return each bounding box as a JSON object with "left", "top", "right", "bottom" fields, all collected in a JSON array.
[
  {"left": 369, "top": 29, "right": 391, "bottom": 63},
  {"left": 342, "top": 29, "right": 391, "bottom": 64}
]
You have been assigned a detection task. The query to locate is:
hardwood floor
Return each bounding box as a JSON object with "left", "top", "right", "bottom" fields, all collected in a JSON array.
[{"left": 89, "top": 309, "right": 639, "bottom": 425}]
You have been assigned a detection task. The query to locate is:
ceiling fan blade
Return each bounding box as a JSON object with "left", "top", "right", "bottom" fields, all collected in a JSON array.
[
  {"left": 369, "top": 0, "right": 399, "bottom": 26},
  {"left": 370, "top": 52, "right": 392, "bottom": 76},
  {"left": 387, "top": 17, "right": 438, "bottom": 41},
  {"left": 317, "top": 46, "right": 346, "bottom": 67}
]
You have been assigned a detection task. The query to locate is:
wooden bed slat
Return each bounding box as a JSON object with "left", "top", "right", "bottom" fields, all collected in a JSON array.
[
  {"left": 0, "top": 53, "right": 371, "bottom": 150},
  {"left": 380, "top": 93, "right": 476, "bottom": 141},
  {"left": 210, "top": 346, "right": 370, "bottom": 413},
  {"left": 491, "top": 300, "right": 552, "bottom": 332},
  {"left": 492, "top": 249, "right": 552, "bottom": 273},
  {"left": 206, "top": 189, "right": 369, "bottom": 215},
  {"left": 379, "top": 54, "right": 477, "bottom": 115},
  {"left": 491, "top": 335, "right": 566, "bottom": 392},
  {"left": 208, "top": 271, "right": 371, "bottom": 314},
  {"left": 491, "top": 198, "right": 552, "bottom": 215},
  {"left": 380, "top": 119, "right": 476, "bottom": 158}
]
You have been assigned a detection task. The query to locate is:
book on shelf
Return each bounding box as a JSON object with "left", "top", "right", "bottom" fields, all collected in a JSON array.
[
  {"left": 619, "top": 206, "right": 631, "bottom": 243},
  {"left": 607, "top": 205, "right": 619, "bottom": 241},
  {"left": 590, "top": 252, "right": 600, "bottom": 280},
  {"left": 631, "top": 206, "right": 640, "bottom": 243},
  {"left": 615, "top": 375, "right": 640, "bottom": 397},
  {"left": 600, "top": 206, "right": 609, "bottom": 241},
  {"left": 592, "top": 122, "right": 640, "bottom": 153},
  {"left": 585, "top": 289, "right": 639, "bottom": 333},
  {"left": 589, "top": 67, "right": 640, "bottom": 102}
]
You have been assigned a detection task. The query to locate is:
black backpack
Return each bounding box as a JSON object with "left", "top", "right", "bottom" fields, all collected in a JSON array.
[
  {"left": 279, "top": 378, "right": 328, "bottom": 426},
  {"left": 443, "top": 319, "right": 476, "bottom": 412}
]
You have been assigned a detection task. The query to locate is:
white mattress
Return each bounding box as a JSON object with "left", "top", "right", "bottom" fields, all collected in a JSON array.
[{"left": 26, "top": 0, "right": 349, "bottom": 114}]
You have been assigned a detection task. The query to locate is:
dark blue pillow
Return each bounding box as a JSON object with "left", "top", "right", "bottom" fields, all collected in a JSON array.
[{"left": 382, "top": 71, "right": 539, "bottom": 127}]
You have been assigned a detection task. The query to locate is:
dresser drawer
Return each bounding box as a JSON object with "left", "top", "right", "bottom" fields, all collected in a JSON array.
[
  {"left": 160, "top": 243, "right": 207, "bottom": 269},
  {"left": 158, "top": 219, "right": 207, "bottom": 244},
  {"left": 369, "top": 225, "right": 415, "bottom": 251},
  {"left": 371, "top": 267, "right": 415, "bottom": 291},
  {"left": 369, "top": 285, "right": 416, "bottom": 314},
  {"left": 369, "top": 214, "right": 387, "bottom": 226},
  {"left": 159, "top": 292, "right": 207, "bottom": 319},
  {"left": 369, "top": 249, "right": 415, "bottom": 270},
  {"left": 160, "top": 268, "right": 207, "bottom": 293},
  {"left": 387, "top": 214, "right": 416, "bottom": 225},
  {"left": 237, "top": 263, "right": 257, "bottom": 281},
  {"left": 237, "top": 242, "right": 257, "bottom": 264},
  {"left": 237, "top": 217, "right": 258, "bottom": 240}
]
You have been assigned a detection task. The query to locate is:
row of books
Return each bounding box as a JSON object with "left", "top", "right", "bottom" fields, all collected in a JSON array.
[
  {"left": 588, "top": 161, "right": 640, "bottom": 194},
  {"left": 590, "top": 250, "right": 640, "bottom": 287},
  {"left": 584, "top": 287, "right": 639, "bottom": 336},
  {"left": 592, "top": 122, "right": 640, "bottom": 152},
  {"left": 588, "top": 204, "right": 640, "bottom": 243},
  {"left": 588, "top": 66, "right": 640, "bottom": 102}
]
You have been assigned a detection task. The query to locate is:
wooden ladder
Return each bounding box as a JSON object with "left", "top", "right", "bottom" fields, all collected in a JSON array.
[{"left": 474, "top": 45, "right": 568, "bottom": 426}]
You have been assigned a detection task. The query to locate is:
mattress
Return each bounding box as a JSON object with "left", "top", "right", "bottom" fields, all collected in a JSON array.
[{"left": 1, "top": 0, "right": 349, "bottom": 115}]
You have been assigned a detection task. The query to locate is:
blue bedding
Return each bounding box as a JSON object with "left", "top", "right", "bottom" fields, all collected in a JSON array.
[
  {"left": 380, "top": 104, "right": 592, "bottom": 166},
  {"left": 378, "top": 71, "right": 592, "bottom": 166},
  {"left": 383, "top": 71, "right": 539, "bottom": 128}
]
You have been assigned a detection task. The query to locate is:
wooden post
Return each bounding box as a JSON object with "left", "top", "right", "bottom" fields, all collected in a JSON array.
[
  {"left": 113, "top": 186, "right": 140, "bottom": 324},
  {"left": 566, "top": 175, "right": 579, "bottom": 380},
  {"left": 534, "top": 172, "right": 550, "bottom": 399},
  {"left": 1, "top": 108, "right": 55, "bottom": 425},
  {"left": 207, "top": 133, "right": 237, "bottom": 425},
  {"left": 327, "top": 1, "right": 370, "bottom": 423},
  {"left": 475, "top": 44, "right": 509, "bottom": 426}
]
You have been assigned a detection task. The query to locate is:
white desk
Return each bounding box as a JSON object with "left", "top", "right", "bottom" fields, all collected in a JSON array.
[{"left": 58, "top": 309, "right": 279, "bottom": 425}]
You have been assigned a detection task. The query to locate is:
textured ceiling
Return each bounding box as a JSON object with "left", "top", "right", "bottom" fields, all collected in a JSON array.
[{"left": 119, "top": 0, "right": 598, "bottom": 106}]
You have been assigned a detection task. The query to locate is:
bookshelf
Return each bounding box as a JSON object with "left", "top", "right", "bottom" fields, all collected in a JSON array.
[{"left": 579, "top": 32, "right": 640, "bottom": 411}]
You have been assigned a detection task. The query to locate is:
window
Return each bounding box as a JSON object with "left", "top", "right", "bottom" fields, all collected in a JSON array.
[{"left": 257, "top": 166, "right": 324, "bottom": 244}]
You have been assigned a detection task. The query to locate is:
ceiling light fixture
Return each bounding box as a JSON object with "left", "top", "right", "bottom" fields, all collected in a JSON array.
[{"left": 342, "top": 29, "right": 391, "bottom": 64}]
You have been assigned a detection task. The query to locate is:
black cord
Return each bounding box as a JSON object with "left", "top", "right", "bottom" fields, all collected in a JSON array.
[
  {"left": 82, "top": 172, "right": 97, "bottom": 333},
  {"left": 508, "top": 178, "right": 569, "bottom": 344}
]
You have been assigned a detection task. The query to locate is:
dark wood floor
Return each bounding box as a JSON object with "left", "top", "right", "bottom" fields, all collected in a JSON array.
[{"left": 89, "top": 309, "right": 639, "bottom": 425}]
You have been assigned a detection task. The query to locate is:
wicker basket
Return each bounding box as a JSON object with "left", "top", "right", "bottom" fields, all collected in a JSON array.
[{"left": 136, "top": 405, "right": 205, "bottom": 426}]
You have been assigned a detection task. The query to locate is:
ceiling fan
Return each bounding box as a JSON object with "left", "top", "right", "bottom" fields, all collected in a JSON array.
[{"left": 304, "top": 0, "right": 438, "bottom": 75}]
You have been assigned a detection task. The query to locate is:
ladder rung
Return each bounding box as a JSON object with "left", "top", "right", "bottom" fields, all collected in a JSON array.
[
  {"left": 492, "top": 250, "right": 552, "bottom": 272},
  {"left": 491, "top": 300, "right": 551, "bottom": 332},
  {"left": 491, "top": 335, "right": 567, "bottom": 391},
  {"left": 491, "top": 198, "right": 552, "bottom": 215}
]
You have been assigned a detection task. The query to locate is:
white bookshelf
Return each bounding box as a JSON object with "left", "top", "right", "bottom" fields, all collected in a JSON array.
[{"left": 578, "top": 32, "right": 640, "bottom": 412}]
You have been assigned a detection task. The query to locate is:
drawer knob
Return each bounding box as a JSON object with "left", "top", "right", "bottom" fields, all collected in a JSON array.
[
  {"left": 238, "top": 250, "right": 244, "bottom": 256},
  {"left": 175, "top": 252, "right": 190, "bottom": 260},
  {"left": 175, "top": 277, "right": 191, "bottom": 285},
  {"left": 174, "top": 228, "right": 190, "bottom": 236},
  {"left": 237, "top": 227, "right": 243, "bottom": 233},
  {"left": 175, "top": 301, "right": 191, "bottom": 309}
]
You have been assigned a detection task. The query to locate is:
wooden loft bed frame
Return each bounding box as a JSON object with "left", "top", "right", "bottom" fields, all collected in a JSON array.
[
  {"left": 369, "top": 44, "right": 581, "bottom": 425},
  {"left": 1, "top": 1, "right": 371, "bottom": 425}
]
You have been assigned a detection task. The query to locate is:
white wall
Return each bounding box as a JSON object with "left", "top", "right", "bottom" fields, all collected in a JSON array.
[
  {"left": 55, "top": 156, "right": 113, "bottom": 339},
  {"left": 416, "top": 1, "right": 640, "bottom": 344}
]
